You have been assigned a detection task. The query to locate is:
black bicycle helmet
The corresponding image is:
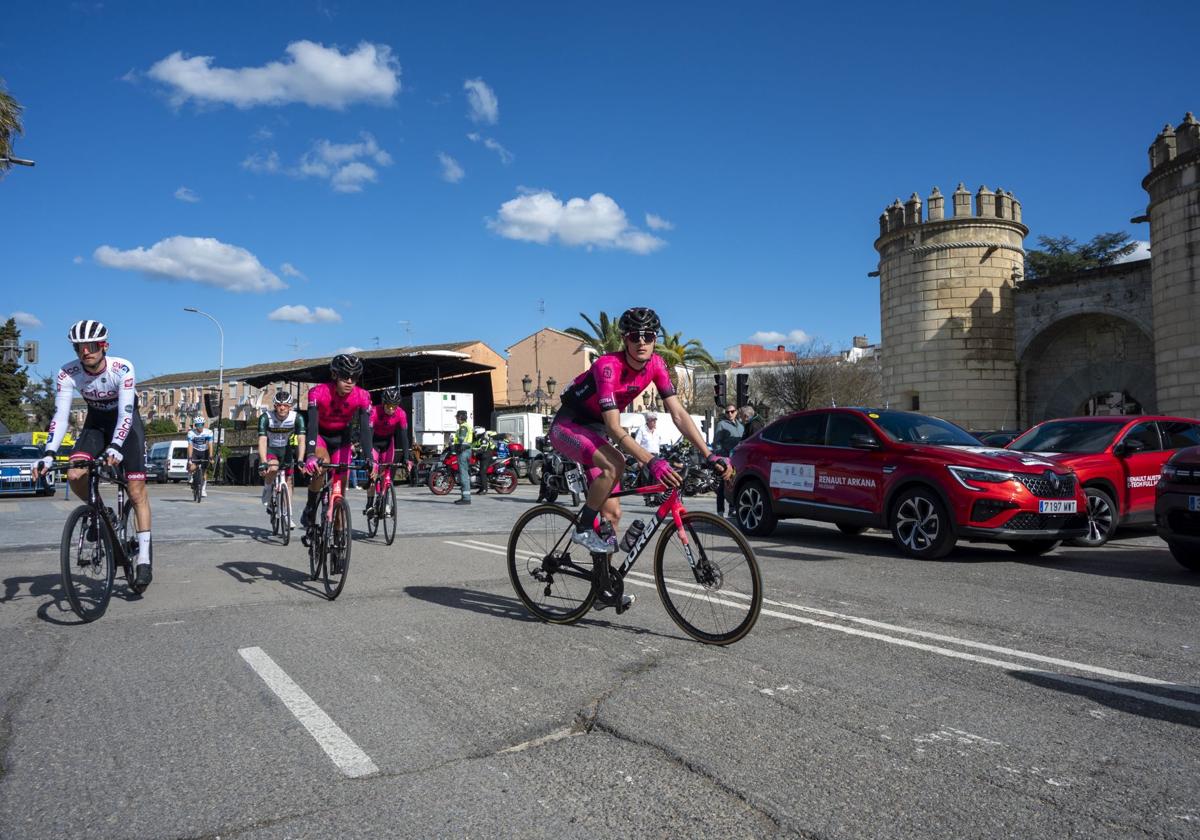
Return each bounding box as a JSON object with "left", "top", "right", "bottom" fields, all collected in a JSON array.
[
  {"left": 381, "top": 386, "right": 402, "bottom": 405},
  {"left": 617, "top": 307, "right": 660, "bottom": 335},
  {"left": 68, "top": 319, "right": 108, "bottom": 344},
  {"left": 273, "top": 389, "right": 295, "bottom": 405},
  {"left": 330, "top": 353, "right": 363, "bottom": 381}
]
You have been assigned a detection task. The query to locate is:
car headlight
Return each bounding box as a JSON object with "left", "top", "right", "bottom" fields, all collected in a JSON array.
[
  {"left": 947, "top": 465, "right": 1016, "bottom": 490},
  {"left": 1162, "top": 463, "right": 1180, "bottom": 479}
]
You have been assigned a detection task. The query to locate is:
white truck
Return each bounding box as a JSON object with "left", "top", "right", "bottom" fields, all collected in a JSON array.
[
  {"left": 411, "top": 391, "right": 474, "bottom": 449},
  {"left": 494, "top": 412, "right": 553, "bottom": 450}
]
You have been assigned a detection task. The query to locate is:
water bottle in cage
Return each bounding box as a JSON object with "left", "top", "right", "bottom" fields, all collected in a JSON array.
[{"left": 620, "top": 519, "right": 646, "bottom": 553}]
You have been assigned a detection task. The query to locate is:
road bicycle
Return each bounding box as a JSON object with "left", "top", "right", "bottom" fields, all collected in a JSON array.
[
  {"left": 259, "top": 459, "right": 297, "bottom": 546},
  {"left": 51, "top": 460, "right": 146, "bottom": 621},
  {"left": 507, "top": 464, "right": 762, "bottom": 645},
  {"left": 189, "top": 457, "right": 208, "bottom": 503},
  {"left": 364, "top": 461, "right": 399, "bottom": 545},
  {"left": 301, "top": 460, "right": 353, "bottom": 600}
]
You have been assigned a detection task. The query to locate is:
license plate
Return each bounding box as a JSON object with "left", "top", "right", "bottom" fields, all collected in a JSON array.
[
  {"left": 1189, "top": 496, "right": 1200, "bottom": 512},
  {"left": 1039, "top": 500, "right": 1077, "bottom": 514},
  {"left": 0, "top": 467, "right": 18, "bottom": 477}
]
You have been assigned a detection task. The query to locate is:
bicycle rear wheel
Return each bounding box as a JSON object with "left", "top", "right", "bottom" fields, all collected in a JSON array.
[
  {"left": 366, "top": 488, "right": 380, "bottom": 538},
  {"left": 279, "top": 483, "right": 292, "bottom": 547},
  {"left": 654, "top": 510, "right": 762, "bottom": 645},
  {"left": 192, "top": 470, "right": 202, "bottom": 503},
  {"left": 60, "top": 505, "right": 115, "bottom": 622},
  {"left": 323, "top": 497, "right": 352, "bottom": 600},
  {"left": 507, "top": 504, "right": 596, "bottom": 623},
  {"left": 382, "top": 484, "right": 397, "bottom": 545}
]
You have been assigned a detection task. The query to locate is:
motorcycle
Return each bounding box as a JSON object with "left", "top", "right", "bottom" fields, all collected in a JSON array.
[
  {"left": 533, "top": 437, "right": 585, "bottom": 505},
  {"left": 428, "top": 449, "right": 518, "bottom": 495}
]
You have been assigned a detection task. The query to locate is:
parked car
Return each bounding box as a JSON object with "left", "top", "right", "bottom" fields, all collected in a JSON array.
[
  {"left": 730, "top": 408, "right": 1086, "bottom": 559},
  {"left": 0, "top": 443, "right": 56, "bottom": 497},
  {"left": 1008, "top": 416, "right": 1200, "bottom": 547},
  {"left": 973, "top": 429, "right": 1023, "bottom": 448},
  {"left": 1154, "top": 445, "right": 1200, "bottom": 572},
  {"left": 148, "top": 439, "right": 191, "bottom": 482}
]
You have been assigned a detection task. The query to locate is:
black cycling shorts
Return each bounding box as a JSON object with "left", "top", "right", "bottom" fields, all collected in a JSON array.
[{"left": 73, "top": 409, "right": 146, "bottom": 480}]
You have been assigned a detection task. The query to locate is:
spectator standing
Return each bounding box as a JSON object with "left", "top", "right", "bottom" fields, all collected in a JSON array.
[
  {"left": 452, "top": 410, "right": 473, "bottom": 505},
  {"left": 712, "top": 403, "right": 743, "bottom": 519},
  {"left": 473, "top": 427, "right": 493, "bottom": 495},
  {"left": 740, "top": 404, "right": 765, "bottom": 438},
  {"left": 634, "top": 413, "right": 662, "bottom": 455}
]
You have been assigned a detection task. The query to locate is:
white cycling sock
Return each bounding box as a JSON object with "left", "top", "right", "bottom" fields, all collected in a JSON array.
[
  {"left": 136, "top": 531, "right": 151, "bottom": 566},
  {"left": 262, "top": 485, "right": 271, "bottom": 502}
]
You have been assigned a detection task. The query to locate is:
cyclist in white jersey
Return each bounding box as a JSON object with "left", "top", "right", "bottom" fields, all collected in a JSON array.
[
  {"left": 257, "top": 389, "right": 307, "bottom": 513},
  {"left": 187, "top": 417, "right": 214, "bottom": 498},
  {"left": 32, "top": 320, "right": 153, "bottom": 587}
]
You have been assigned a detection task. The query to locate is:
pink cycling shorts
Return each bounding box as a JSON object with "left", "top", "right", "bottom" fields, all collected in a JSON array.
[{"left": 548, "top": 415, "right": 620, "bottom": 488}]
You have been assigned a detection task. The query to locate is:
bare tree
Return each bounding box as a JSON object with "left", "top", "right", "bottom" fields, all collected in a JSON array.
[{"left": 750, "top": 341, "right": 882, "bottom": 418}]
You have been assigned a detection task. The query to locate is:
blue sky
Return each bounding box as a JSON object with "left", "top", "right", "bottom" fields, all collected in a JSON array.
[{"left": 3, "top": 0, "right": 1198, "bottom": 381}]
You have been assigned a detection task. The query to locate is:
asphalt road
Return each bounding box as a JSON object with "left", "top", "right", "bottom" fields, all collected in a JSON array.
[{"left": 1, "top": 480, "right": 1197, "bottom": 839}]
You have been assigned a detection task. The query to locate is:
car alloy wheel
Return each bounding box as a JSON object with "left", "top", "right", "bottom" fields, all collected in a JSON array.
[
  {"left": 1070, "top": 487, "right": 1115, "bottom": 547},
  {"left": 735, "top": 480, "right": 777, "bottom": 536},
  {"left": 896, "top": 496, "right": 940, "bottom": 551}
]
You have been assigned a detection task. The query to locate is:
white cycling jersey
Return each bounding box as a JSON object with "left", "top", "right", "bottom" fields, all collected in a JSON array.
[
  {"left": 46, "top": 355, "right": 137, "bottom": 454},
  {"left": 188, "top": 428, "right": 214, "bottom": 454}
]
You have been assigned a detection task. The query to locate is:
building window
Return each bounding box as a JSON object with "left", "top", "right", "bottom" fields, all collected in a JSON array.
[{"left": 910, "top": 393, "right": 920, "bottom": 411}]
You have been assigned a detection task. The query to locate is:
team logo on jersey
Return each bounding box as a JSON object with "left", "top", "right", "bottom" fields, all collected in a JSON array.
[{"left": 124, "top": 377, "right": 134, "bottom": 388}]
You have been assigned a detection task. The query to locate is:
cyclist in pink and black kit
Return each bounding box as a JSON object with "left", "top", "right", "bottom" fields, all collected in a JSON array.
[
  {"left": 550, "top": 308, "right": 729, "bottom": 608},
  {"left": 364, "top": 387, "right": 412, "bottom": 516},
  {"left": 300, "top": 354, "right": 374, "bottom": 528}
]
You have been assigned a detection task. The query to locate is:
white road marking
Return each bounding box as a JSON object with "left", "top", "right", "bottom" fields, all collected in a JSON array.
[
  {"left": 152, "top": 620, "right": 185, "bottom": 626},
  {"left": 459, "top": 540, "right": 1200, "bottom": 716},
  {"left": 238, "top": 646, "right": 378, "bottom": 778}
]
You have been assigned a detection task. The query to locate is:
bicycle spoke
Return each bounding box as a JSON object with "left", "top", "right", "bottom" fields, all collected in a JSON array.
[
  {"left": 60, "top": 505, "right": 115, "bottom": 622},
  {"left": 507, "top": 505, "right": 596, "bottom": 623}
]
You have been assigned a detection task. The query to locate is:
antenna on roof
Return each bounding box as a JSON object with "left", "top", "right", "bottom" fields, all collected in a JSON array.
[
  {"left": 371, "top": 336, "right": 381, "bottom": 348},
  {"left": 287, "top": 337, "right": 309, "bottom": 355},
  {"left": 397, "top": 320, "right": 413, "bottom": 349}
]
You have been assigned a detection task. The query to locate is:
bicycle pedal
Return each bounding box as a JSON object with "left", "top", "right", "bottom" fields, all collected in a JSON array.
[{"left": 300, "top": 534, "right": 311, "bottom": 548}]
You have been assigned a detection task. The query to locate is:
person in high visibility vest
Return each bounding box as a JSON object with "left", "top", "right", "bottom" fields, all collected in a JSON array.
[{"left": 452, "top": 410, "right": 473, "bottom": 505}]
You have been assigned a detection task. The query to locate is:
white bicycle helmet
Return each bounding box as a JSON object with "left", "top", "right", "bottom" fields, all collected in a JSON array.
[{"left": 68, "top": 319, "right": 108, "bottom": 344}]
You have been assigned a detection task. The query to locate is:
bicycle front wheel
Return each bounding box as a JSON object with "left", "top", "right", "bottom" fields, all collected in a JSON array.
[
  {"left": 323, "top": 497, "right": 352, "bottom": 600},
  {"left": 383, "top": 484, "right": 397, "bottom": 546},
  {"left": 60, "top": 505, "right": 116, "bottom": 622},
  {"left": 366, "top": 490, "right": 380, "bottom": 538},
  {"left": 279, "top": 484, "right": 292, "bottom": 547},
  {"left": 507, "top": 504, "right": 596, "bottom": 623},
  {"left": 192, "top": 471, "right": 202, "bottom": 503},
  {"left": 654, "top": 511, "right": 762, "bottom": 645}
]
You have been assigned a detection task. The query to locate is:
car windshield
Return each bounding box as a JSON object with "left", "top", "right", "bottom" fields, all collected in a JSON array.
[
  {"left": 870, "top": 411, "right": 981, "bottom": 446},
  {"left": 1010, "top": 420, "right": 1125, "bottom": 454},
  {"left": 0, "top": 445, "right": 41, "bottom": 459}
]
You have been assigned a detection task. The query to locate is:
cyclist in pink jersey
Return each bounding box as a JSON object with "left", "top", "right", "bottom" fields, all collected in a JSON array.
[
  {"left": 364, "top": 387, "right": 412, "bottom": 516},
  {"left": 300, "top": 354, "right": 373, "bottom": 528},
  {"left": 550, "top": 308, "right": 730, "bottom": 607}
]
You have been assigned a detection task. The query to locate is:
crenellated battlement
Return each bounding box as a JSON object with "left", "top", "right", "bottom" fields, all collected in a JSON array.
[
  {"left": 876, "top": 183, "right": 1023, "bottom": 237},
  {"left": 1148, "top": 112, "right": 1199, "bottom": 170}
]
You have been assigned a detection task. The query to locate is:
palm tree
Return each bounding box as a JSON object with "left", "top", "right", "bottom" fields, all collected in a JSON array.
[
  {"left": 0, "top": 78, "right": 24, "bottom": 175},
  {"left": 656, "top": 330, "right": 719, "bottom": 406},
  {"left": 563, "top": 311, "right": 624, "bottom": 355}
]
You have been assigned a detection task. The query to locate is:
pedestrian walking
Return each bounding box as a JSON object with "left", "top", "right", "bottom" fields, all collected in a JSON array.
[
  {"left": 712, "top": 403, "right": 743, "bottom": 519},
  {"left": 452, "top": 410, "right": 473, "bottom": 505},
  {"left": 739, "top": 404, "right": 765, "bottom": 438}
]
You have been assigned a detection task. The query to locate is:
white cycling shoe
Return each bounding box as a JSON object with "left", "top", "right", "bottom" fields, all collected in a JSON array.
[{"left": 571, "top": 527, "right": 617, "bottom": 554}]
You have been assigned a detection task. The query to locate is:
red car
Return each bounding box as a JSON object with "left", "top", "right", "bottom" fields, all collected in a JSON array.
[
  {"left": 730, "top": 408, "right": 1087, "bottom": 559},
  {"left": 1007, "top": 416, "right": 1200, "bottom": 547}
]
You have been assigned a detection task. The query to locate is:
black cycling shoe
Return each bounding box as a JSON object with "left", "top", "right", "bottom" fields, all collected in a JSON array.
[
  {"left": 301, "top": 507, "right": 316, "bottom": 529},
  {"left": 134, "top": 563, "right": 153, "bottom": 588}
]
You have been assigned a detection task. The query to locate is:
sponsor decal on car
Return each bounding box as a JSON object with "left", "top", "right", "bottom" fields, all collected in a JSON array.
[
  {"left": 770, "top": 462, "right": 815, "bottom": 492},
  {"left": 818, "top": 474, "right": 877, "bottom": 488},
  {"left": 1128, "top": 474, "right": 1161, "bottom": 488}
]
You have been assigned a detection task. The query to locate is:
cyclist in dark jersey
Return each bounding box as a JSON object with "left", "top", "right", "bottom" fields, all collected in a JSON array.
[
  {"left": 365, "top": 387, "right": 412, "bottom": 515},
  {"left": 551, "top": 308, "right": 729, "bottom": 606},
  {"left": 300, "top": 354, "right": 373, "bottom": 528}
]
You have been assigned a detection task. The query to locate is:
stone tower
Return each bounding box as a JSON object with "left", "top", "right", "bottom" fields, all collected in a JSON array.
[
  {"left": 874, "top": 184, "right": 1028, "bottom": 430},
  {"left": 1143, "top": 112, "right": 1200, "bottom": 417}
]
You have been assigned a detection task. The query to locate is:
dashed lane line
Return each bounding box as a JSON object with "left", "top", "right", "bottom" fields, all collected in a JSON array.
[
  {"left": 455, "top": 539, "right": 1200, "bottom": 715},
  {"left": 239, "top": 646, "right": 379, "bottom": 778}
]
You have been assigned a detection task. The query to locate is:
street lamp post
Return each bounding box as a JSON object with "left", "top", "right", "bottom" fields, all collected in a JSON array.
[
  {"left": 521, "top": 373, "right": 557, "bottom": 413},
  {"left": 184, "top": 307, "right": 225, "bottom": 484}
]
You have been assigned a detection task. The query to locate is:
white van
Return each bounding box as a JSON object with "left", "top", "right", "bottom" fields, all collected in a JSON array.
[{"left": 148, "top": 439, "right": 191, "bottom": 482}]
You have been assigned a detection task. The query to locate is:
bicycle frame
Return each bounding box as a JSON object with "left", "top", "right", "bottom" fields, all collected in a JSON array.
[{"left": 62, "top": 460, "right": 133, "bottom": 570}]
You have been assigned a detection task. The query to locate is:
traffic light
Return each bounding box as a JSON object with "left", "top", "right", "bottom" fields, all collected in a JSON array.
[
  {"left": 713, "top": 373, "right": 727, "bottom": 407},
  {"left": 735, "top": 373, "right": 749, "bottom": 408},
  {"left": 203, "top": 392, "right": 221, "bottom": 418},
  {"left": 23, "top": 340, "right": 38, "bottom": 364}
]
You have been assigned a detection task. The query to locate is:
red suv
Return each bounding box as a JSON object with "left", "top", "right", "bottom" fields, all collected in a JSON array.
[
  {"left": 730, "top": 408, "right": 1087, "bottom": 559},
  {"left": 1007, "top": 416, "right": 1200, "bottom": 547}
]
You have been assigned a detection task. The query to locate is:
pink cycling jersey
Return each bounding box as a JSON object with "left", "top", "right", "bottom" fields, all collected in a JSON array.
[
  {"left": 307, "top": 382, "right": 371, "bottom": 431},
  {"left": 369, "top": 404, "right": 408, "bottom": 438},
  {"left": 558, "top": 352, "right": 676, "bottom": 420}
]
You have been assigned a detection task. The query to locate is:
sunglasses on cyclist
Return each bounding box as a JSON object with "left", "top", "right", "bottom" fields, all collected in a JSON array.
[
  {"left": 73, "top": 341, "right": 105, "bottom": 355},
  {"left": 334, "top": 374, "right": 360, "bottom": 383},
  {"left": 624, "top": 331, "right": 657, "bottom": 345}
]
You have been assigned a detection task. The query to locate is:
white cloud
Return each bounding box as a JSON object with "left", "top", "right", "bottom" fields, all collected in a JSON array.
[
  {"left": 73, "top": 256, "right": 84, "bottom": 265},
  {"left": 645, "top": 213, "right": 674, "bottom": 231},
  {"left": 242, "top": 150, "right": 281, "bottom": 173},
  {"left": 268, "top": 305, "right": 342, "bottom": 324},
  {"left": 437, "top": 152, "right": 465, "bottom": 183},
  {"left": 93, "top": 236, "right": 286, "bottom": 293},
  {"left": 174, "top": 186, "right": 200, "bottom": 203},
  {"left": 280, "top": 262, "right": 306, "bottom": 279},
  {"left": 488, "top": 190, "right": 667, "bottom": 255},
  {"left": 463, "top": 78, "right": 498, "bottom": 124},
  {"left": 1115, "top": 240, "right": 1151, "bottom": 263},
  {"left": 5, "top": 311, "right": 43, "bottom": 329},
  {"left": 467, "top": 132, "right": 513, "bottom": 164},
  {"left": 749, "top": 329, "right": 810, "bottom": 346},
  {"left": 147, "top": 41, "right": 401, "bottom": 110},
  {"left": 252, "top": 126, "right": 274, "bottom": 142}
]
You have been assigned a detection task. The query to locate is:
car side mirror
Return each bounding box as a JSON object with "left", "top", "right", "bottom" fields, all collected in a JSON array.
[
  {"left": 1116, "top": 438, "right": 1145, "bottom": 456},
  {"left": 849, "top": 433, "right": 881, "bottom": 450}
]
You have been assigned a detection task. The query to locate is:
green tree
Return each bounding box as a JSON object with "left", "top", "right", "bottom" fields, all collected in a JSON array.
[
  {"left": 1024, "top": 232, "right": 1140, "bottom": 280},
  {"left": 145, "top": 418, "right": 180, "bottom": 435},
  {"left": 563, "top": 311, "right": 623, "bottom": 355},
  {"left": 656, "top": 329, "right": 719, "bottom": 408},
  {"left": 0, "top": 77, "right": 24, "bottom": 176},
  {"left": 22, "top": 374, "right": 55, "bottom": 429},
  {"left": 0, "top": 319, "right": 30, "bottom": 432}
]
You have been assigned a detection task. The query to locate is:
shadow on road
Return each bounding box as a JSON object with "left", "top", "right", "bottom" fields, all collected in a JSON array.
[
  {"left": 217, "top": 560, "right": 325, "bottom": 598},
  {"left": 1009, "top": 670, "right": 1200, "bottom": 729},
  {"left": 403, "top": 585, "right": 685, "bottom": 641},
  {"left": 2, "top": 571, "right": 142, "bottom": 625},
  {"left": 205, "top": 523, "right": 280, "bottom": 545}
]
